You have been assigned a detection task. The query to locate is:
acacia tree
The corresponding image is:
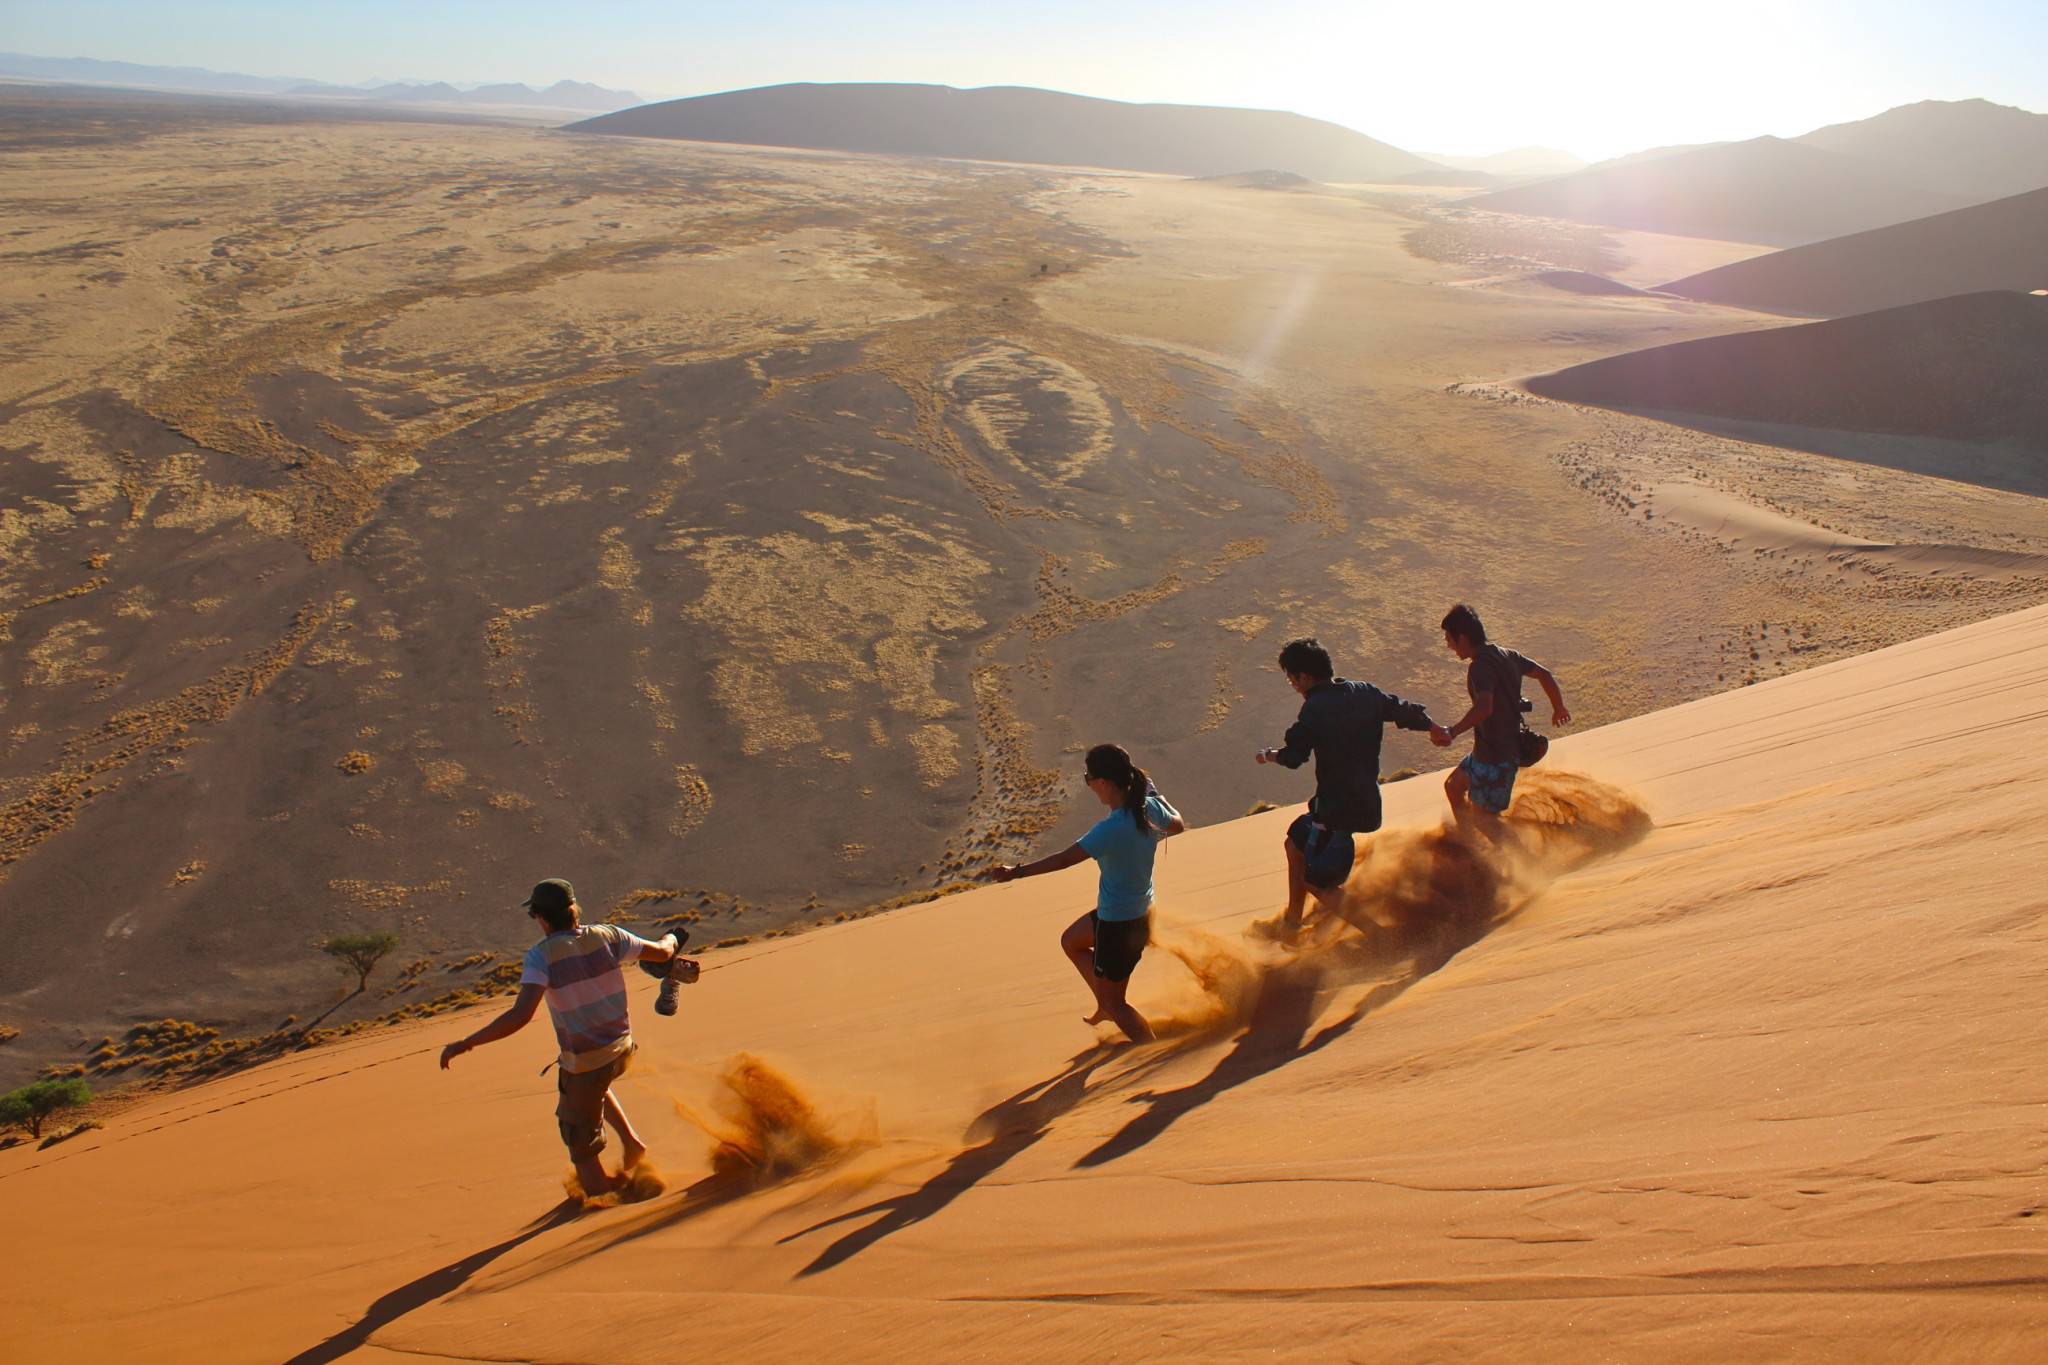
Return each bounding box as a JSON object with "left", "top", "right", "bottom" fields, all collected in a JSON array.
[
  {"left": 0, "top": 1078, "right": 92, "bottom": 1139},
  {"left": 319, "top": 931, "right": 401, "bottom": 994}
]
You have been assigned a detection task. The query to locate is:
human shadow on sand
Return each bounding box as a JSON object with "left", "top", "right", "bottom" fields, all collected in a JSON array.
[
  {"left": 453, "top": 1167, "right": 755, "bottom": 1294},
  {"left": 282, "top": 1200, "right": 583, "bottom": 1364},
  {"left": 1073, "top": 956, "right": 1414, "bottom": 1170},
  {"left": 779, "top": 1048, "right": 1118, "bottom": 1277}
]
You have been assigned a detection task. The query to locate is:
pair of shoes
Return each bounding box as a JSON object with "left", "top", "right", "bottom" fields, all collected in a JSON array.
[
  {"left": 635, "top": 929, "right": 699, "bottom": 1016},
  {"left": 655, "top": 955, "right": 701, "bottom": 1016}
]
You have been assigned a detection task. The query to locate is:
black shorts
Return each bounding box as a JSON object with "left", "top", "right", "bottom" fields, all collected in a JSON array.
[
  {"left": 1287, "top": 812, "right": 1356, "bottom": 889},
  {"left": 1091, "top": 912, "right": 1150, "bottom": 982}
]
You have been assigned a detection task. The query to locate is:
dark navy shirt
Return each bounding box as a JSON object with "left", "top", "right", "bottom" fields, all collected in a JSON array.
[{"left": 1271, "top": 678, "right": 1435, "bottom": 832}]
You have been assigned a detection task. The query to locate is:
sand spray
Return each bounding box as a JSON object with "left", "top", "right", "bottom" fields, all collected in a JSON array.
[
  {"left": 1150, "top": 770, "right": 1651, "bottom": 1030},
  {"left": 671, "top": 1051, "right": 881, "bottom": 1185}
]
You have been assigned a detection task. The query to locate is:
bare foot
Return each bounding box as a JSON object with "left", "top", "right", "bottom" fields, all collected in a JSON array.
[
  {"left": 566, "top": 1168, "right": 622, "bottom": 1202},
  {"left": 621, "top": 1164, "right": 666, "bottom": 1202},
  {"left": 619, "top": 1137, "right": 648, "bottom": 1172},
  {"left": 1081, "top": 1009, "right": 1113, "bottom": 1027},
  {"left": 1247, "top": 913, "right": 1302, "bottom": 943}
]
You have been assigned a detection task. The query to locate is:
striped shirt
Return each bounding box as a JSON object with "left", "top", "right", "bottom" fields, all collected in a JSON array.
[{"left": 520, "top": 924, "right": 653, "bottom": 1073}]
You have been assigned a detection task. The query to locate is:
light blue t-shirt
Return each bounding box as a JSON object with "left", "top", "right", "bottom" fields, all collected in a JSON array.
[{"left": 1077, "top": 792, "right": 1180, "bottom": 921}]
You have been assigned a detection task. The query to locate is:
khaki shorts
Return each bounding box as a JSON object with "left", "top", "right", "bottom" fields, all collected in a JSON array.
[{"left": 555, "top": 1045, "right": 634, "bottom": 1161}]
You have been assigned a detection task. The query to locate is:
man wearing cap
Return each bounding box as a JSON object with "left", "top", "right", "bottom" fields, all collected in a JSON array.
[{"left": 439, "top": 877, "right": 684, "bottom": 1197}]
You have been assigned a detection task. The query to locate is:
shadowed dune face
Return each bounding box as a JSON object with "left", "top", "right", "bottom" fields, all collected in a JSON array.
[
  {"left": 1526, "top": 291, "right": 2048, "bottom": 486},
  {"left": 1660, "top": 186, "right": 2048, "bottom": 318},
  {"left": 0, "top": 92, "right": 2043, "bottom": 1085}
]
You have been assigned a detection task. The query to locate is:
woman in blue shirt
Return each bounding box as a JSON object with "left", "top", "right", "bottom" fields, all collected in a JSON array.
[{"left": 991, "top": 743, "right": 1185, "bottom": 1043}]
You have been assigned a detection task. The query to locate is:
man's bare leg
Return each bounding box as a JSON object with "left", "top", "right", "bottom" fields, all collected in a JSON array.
[
  {"left": 603, "top": 1090, "right": 647, "bottom": 1171},
  {"left": 1308, "top": 880, "right": 1393, "bottom": 947},
  {"left": 1280, "top": 835, "right": 1309, "bottom": 935},
  {"left": 571, "top": 1152, "right": 618, "bottom": 1198},
  {"left": 1445, "top": 765, "right": 1474, "bottom": 826}
]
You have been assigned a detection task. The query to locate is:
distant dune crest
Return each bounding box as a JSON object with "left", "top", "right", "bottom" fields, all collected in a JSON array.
[{"left": 568, "top": 82, "right": 1441, "bottom": 182}]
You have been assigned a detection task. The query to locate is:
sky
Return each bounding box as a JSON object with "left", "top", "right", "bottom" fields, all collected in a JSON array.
[{"left": 4, "top": 0, "right": 2045, "bottom": 160}]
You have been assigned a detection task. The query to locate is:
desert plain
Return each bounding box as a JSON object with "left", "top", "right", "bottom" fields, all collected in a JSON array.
[{"left": 1, "top": 85, "right": 2045, "bottom": 1361}]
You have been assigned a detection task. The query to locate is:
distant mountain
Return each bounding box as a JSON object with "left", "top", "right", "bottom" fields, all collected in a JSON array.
[
  {"left": 365, "top": 79, "right": 640, "bottom": 112},
  {"left": 1526, "top": 291, "right": 2048, "bottom": 452},
  {"left": 367, "top": 81, "right": 462, "bottom": 101},
  {"left": 1462, "top": 136, "right": 1969, "bottom": 245},
  {"left": 0, "top": 52, "right": 637, "bottom": 112},
  {"left": 1661, "top": 187, "right": 2048, "bottom": 317},
  {"left": 1419, "top": 146, "right": 1584, "bottom": 178},
  {"left": 568, "top": 83, "right": 1440, "bottom": 182},
  {"left": 1461, "top": 99, "right": 2048, "bottom": 246},
  {"left": 1797, "top": 99, "right": 2048, "bottom": 201},
  {"left": 0, "top": 51, "right": 308, "bottom": 94}
]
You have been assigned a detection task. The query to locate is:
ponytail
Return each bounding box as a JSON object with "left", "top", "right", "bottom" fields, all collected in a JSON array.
[{"left": 1084, "top": 743, "right": 1151, "bottom": 834}]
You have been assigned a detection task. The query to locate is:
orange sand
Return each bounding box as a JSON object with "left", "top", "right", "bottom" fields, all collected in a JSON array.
[{"left": 5, "top": 603, "right": 2046, "bottom": 1361}]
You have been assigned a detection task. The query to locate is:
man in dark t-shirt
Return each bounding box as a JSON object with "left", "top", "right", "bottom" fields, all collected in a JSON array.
[
  {"left": 1255, "top": 636, "right": 1445, "bottom": 936},
  {"left": 1433, "top": 603, "right": 1571, "bottom": 822}
]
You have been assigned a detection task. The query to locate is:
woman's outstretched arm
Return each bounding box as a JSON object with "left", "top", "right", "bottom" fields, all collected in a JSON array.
[{"left": 988, "top": 843, "right": 1089, "bottom": 882}]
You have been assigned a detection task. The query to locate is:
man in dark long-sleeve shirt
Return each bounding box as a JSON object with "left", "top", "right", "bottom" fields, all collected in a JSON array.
[{"left": 1255, "top": 636, "right": 1446, "bottom": 936}]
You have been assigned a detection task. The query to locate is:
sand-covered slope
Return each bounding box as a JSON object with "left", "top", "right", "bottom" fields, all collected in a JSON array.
[
  {"left": 1526, "top": 290, "right": 2048, "bottom": 456},
  {"left": 5, "top": 603, "right": 2046, "bottom": 1362},
  {"left": 570, "top": 82, "right": 1440, "bottom": 181},
  {"left": 1662, "top": 187, "right": 2048, "bottom": 317},
  {"left": 1461, "top": 136, "right": 1969, "bottom": 245}
]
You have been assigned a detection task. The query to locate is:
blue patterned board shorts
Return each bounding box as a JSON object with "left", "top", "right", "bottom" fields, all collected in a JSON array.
[
  {"left": 1460, "top": 753, "right": 1519, "bottom": 814},
  {"left": 1287, "top": 811, "right": 1356, "bottom": 888}
]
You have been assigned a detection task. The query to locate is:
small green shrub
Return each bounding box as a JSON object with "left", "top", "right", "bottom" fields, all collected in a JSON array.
[
  {"left": 320, "top": 931, "right": 401, "bottom": 992},
  {"left": 0, "top": 1078, "right": 92, "bottom": 1139}
]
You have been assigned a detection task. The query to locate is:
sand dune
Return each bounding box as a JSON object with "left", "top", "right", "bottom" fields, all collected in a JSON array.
[
  {"left": 1196, "top": 169, "right": 1327, "bottom": 191},
  {"left": 569, "top": 82, "right": 1440, "bottom": 182},
  {"left": 1523, "top": 269, "right": 1649, "bottom": 296},
  {"left": 3, "top": 91, "right": 2042, "bottom": 1110},
  {"left": 1661, "top": 186, "right": 2048, "bottom": 317},
  {"left": 4, "top": 602, "right": 2046, "bottom": 1361},
  {"left": 1526, "top": 291, "right": 2048, "bottom": 460},
  {"left": 1462, "top": 136, "right": 1969, "bottom": 246}
]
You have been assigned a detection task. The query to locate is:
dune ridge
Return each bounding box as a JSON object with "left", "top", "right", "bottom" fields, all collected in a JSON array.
[
  {"left": 568, "top": 82, "right": 1440, "bottom": 182},
  {"left": 1525, "top": 290, "right": 2048, "bottom": 462},
  {"left": 7, "top": 600, "right": 2048, "bottom": 1360},
  {"left": 1661, "top": 186, "right": 2048, "bottom": 317}
]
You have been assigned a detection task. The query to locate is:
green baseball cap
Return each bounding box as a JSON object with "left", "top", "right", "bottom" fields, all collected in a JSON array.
[{"left": 522, "top": 878, "right": 575, "bottom": 917}]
